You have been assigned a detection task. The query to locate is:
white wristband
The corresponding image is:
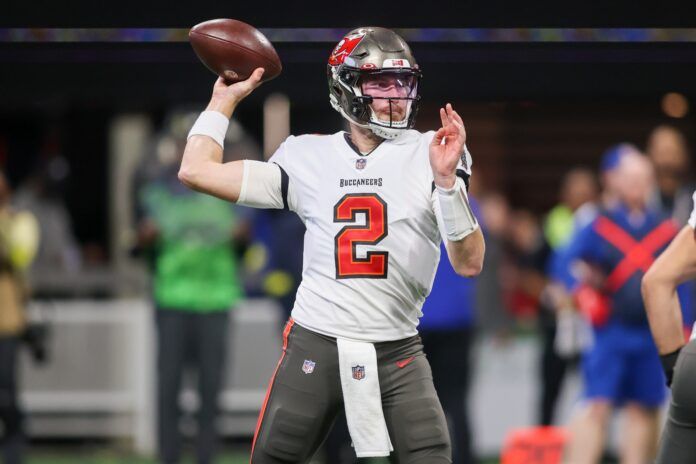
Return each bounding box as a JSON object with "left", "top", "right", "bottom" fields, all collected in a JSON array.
[
  {"left": 187, "top": 111, "right": 229, "bottom": 149},
  {"left": 436, "top": 177, "right": 479, "bottom": 241}
]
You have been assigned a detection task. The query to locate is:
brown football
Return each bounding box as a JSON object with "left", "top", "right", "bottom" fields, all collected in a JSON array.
[{"left": 189, "top": 19, "right": 282, "bottom": 83}]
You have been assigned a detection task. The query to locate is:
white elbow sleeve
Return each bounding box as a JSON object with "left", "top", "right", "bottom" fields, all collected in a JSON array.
[
  {"left": 436, "top": 177, "right": 479, "bottom": 241},
  {"left": 237, "top": 160, "right": 287, "bottom": 209}
]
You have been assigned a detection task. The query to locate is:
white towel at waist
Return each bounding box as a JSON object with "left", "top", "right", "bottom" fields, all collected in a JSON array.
[{"left": 336, "top": 337, "right": 393, "bottom": 457}]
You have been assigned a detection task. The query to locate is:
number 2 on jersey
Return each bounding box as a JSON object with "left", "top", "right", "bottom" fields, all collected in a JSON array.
[{"left": 333, "top": 193, "right": 388, "bottom": 279}]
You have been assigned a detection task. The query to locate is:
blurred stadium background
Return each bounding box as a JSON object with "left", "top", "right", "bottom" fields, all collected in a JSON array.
[{"left": 3, "top": 3, "right": 696, "bottom": 463}]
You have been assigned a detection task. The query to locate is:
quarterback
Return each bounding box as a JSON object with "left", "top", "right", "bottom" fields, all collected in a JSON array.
[{"left": 179, "top": 27, "right": 485, "bottom": 463}]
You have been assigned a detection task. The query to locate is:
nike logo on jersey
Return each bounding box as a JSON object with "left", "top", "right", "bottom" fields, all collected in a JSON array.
[{"left": 396, "top": 356, "right": 415, "bottom": 369}]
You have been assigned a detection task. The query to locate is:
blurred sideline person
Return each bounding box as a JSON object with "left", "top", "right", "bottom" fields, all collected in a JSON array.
[
  {"left": 418, "top": 195, "right": 482, "bottom": 464},
  {"left": 646, "top": 125, "right": 694, "bottom": 225},
  {"left": 598, "top": 143, "right": 637, "bottom": 210},
  {"left": 136, "top": 131, "right": 249, "bottom": 464},
  {"left": 0, "top": 169, "right": 39, "bottom": 464},
  {"left": 504, "top": 210, "right": 549, "bottom": 324},
  {"left": 539, "top": 168, "right": 598, "bottom": 426},
  {"left": 476, "top": 192, "right": 512, "bottom": 338},
  {"left": 246, "top": 209, "right": 305, "bottom": 320},
  {"left": 179, "top": 27, "right": 484, "bottom": 463},
  {"left": 561, "top": 154, "right": 690, "bottom": 464},
  {"left": 547, "top": 145, "right": 639, "bottom": 356},
  {"left": 544, "top": 169, "right": 598, "bottom": 251},
  {"left": 13, "top": 153, "right": 81, "bottom": 281},
  {"left": 642, "top": 190, "right": 696, "bottom": 463}
]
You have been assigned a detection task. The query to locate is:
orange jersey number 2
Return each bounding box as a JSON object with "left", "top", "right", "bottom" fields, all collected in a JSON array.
[{"left": 333, "top": 193, "right": 388, "bottom": 279}]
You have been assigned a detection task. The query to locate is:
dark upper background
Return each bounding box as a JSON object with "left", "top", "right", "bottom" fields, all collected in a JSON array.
[{"left": 4, "top": 0, "right": 696, "bottom": 28}]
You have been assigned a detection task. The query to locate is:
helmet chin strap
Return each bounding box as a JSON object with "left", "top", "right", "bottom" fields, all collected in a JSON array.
[
  {"left": 367, "top": 106, "right": 409, "bottom": 140},
  {"left": 369, "top": 124, "right": 403, "bottom": 140}
]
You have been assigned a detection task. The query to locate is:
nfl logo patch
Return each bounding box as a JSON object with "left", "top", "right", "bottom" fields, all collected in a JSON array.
[
  {"left": 351, "top": 365, "right": 366, "bottom": 380},
  {"left": 302, "top": 360, "right": 316, "bottom": 374},
  {"left": 355, "top": 158, "right": 367, "bottom": 170}
]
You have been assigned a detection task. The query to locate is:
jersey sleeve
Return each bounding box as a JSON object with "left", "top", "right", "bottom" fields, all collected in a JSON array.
[
  {"left": 688, "top": 190, "right": 696, "bottom": 228},
  {"left": 265, "top": 138, "right": 299, "bottom": 212}
]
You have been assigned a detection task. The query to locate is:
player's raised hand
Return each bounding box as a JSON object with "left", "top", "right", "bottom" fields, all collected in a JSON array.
[
  {"left": 430, "top": 103, "right": 467, "bottom": 189},
  {"left": 207, "top": 67, "right": 265, "bottom": 118}
]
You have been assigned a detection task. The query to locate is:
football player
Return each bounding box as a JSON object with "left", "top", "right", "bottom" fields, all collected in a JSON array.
[
  {"left": 179, "top": 27, "right": 485, "bottom": 463},
  {"left": 642, "top": 191, "right": 696, "bottom": 463}
]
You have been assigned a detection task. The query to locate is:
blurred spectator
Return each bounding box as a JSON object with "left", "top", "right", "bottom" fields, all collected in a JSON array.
[
  {"left": 505, "top": 209, "right": 550, "bottom": 323},
  {"left": 12, "top": 154, "right": 81, "bottom": 279},
  {"left": 646, "top": 125, "right": 694, "bottom": 225},
  {"left": 476, "top": 192, "right": 513, "bottom": 337},
  {"left": 544, "top": 169, "right": 598, "bottom": 250},
  {"left": 561, "top": 153, "right": 691, "bottom": 464},
  {"left": 136, "top": 127, "right": 250, "bottom": 464},
  {"left": 244, "top": 209, "right": 304, "bottom": 319},
  {"left": 418, "top": 196, "right": 482, "bottom": 464},
  {"left": 538, "top": 168, "right": 599, "bottom": 426},
  {"left": 0, "top": 168, "right": 39, "bottom": 464},
  {"left": 599, "top": 143, "right": 640, "bottom": 210}
]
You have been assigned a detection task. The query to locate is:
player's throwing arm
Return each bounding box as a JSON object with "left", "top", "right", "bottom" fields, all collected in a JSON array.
[{"left": 178, "top": 68, "right": 268, "bottom": 202}]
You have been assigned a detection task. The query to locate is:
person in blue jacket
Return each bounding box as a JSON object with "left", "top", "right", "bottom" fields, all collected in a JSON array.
[
  {"left": 562, "top": 152, "right": 694, "bottom": 464},
  {"left": 419, "top": 196, "right": 481, "bottom": 464}
]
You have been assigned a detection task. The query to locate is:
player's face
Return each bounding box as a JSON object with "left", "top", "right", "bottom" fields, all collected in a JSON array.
[{"left": 361, "top": 73, "right": 417, "bottom": 123}]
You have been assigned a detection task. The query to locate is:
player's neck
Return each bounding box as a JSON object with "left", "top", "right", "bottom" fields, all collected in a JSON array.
[{"left": 348, "top": 124, "right": 384, "bottom": 154}]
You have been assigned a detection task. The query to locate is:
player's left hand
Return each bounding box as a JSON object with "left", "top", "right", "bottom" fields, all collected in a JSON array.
[{"left": 430, "top": 103, "right": 466, "bottom": 189}]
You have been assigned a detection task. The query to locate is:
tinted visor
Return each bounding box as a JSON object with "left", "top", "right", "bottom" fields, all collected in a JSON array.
[{"left": 360, "top": 71, "right": 419, "bottom": 99}]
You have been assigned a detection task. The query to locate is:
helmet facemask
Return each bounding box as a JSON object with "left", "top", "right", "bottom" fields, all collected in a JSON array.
[{"left": 356, "top": 70, "right": 421, "bottom": 139}]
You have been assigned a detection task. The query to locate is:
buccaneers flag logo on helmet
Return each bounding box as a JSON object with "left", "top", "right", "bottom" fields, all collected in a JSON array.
[{"left": 328, "top": 33, "right": 365, "bottom": 66}]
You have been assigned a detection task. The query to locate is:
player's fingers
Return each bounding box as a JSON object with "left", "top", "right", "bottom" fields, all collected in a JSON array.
[
  {"left": 249, "top": 67, "right": 265, "bottom": 84},
  {"left": 213, "top": 76, "right": 227, "bottom": 90},
  {"left": 446, "top": 103, "right": 455, "bottom": 121},
  {"left": 450, "top": 108, "right": 464, "bottom": 126},
  {"left": 439, "top": 107, "right": 448, "bottom": 128},
  {"left": 449, "top": 115, "right": 466, "bottom": 140},
  {"left": 432, "top": 127, "right": 447, "bottom": 145},
  {"left": 232, "top": 68, "right": 265, "bottom": 96},
  {"left": 451, "top": 118, "right": 465, "bottom": 136},
  {"left": 241, "top": 68, "right": 265, "bottom": 91}
]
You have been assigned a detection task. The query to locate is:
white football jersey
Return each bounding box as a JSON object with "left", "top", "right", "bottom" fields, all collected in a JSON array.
[
  {"left": 269, "top": 130, "right": 466, "bottom": 342},
  {"left": 688, "top": 191, "right": 696, "bottom": 229}
]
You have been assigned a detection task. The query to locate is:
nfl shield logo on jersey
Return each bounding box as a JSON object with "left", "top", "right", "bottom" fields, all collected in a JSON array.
[
  {"left": 355, "top": 158, "right": 367, "bottom": 170},
  {"left": 351, "top": 365, "right": 366, "bottom": 380},
  {"left": 302, "top": 360, "right": 316, "bottom": 374}
]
